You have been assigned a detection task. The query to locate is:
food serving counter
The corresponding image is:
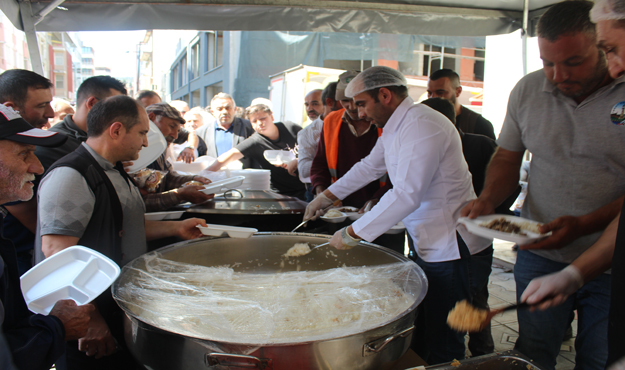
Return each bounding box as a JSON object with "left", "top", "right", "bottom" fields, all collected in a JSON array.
[{"left": 174, "top": 190, "right": 310, "bottom": 231}]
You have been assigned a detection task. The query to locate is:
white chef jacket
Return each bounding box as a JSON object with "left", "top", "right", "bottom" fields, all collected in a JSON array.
[{"left": 328, "top": 97, "right": 492, "bottom": 262}]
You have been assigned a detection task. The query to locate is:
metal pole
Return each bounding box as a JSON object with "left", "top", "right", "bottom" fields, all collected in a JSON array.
[
  {"left": 136, "top": 43, "right": 141, "bottom": 94},
  {"left": 34, "top": 0, "right": 66, "bottom": 25},
  {"left": 522, "top": 0, "right": 529, "bottom": 76},
  {"left": 19, "top": 1, "right": 44, "bottom": 75}
]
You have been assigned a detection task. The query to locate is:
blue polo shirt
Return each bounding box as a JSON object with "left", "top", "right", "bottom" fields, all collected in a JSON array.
[{"left": 215, "top": 122, "right": 235, "bottom": 156}]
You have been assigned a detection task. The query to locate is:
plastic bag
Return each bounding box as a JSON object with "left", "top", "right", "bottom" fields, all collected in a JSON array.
[{"left": 114, "top": 252, "right": 422, "bottom": 344}]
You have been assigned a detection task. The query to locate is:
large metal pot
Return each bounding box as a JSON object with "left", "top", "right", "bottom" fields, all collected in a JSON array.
[{"left": 113, "top": 233, "right": 428, "bottom": 370}]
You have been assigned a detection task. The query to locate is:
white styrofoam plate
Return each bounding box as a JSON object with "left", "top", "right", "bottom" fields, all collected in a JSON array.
[
  {"left": 20, "top": 246, "right": 120, "bottom": 315},
  {"left": 171, "top": 161, "right": 210, "bottom": 174},
  {"left": 263, "top": 150, "right": 296, "bottom": 165},
  {"left": 385, "top": 221, "right": 405, "bottom": 234},
  {"left": 199, "top": 176, "right": 245, "bottom": 194},
  {"left": 457, "top": 214, "right": 551, "bottom": 245},
  {"left": 144, "top": 210, "right": 185, "bottom": 221},
  {"left": 196, "top": 224, "right": 258, "bottom": 238},
  {"left": 127, "top": 120, "right": 168, "bottom": 174},
  {"left": 320, "top": 212, "right": 348, "bottom": 223}
]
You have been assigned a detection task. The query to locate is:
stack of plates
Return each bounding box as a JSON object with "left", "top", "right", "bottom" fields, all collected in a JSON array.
[{"left": 228, "top": 169, "right": 271, "bottom": 190}]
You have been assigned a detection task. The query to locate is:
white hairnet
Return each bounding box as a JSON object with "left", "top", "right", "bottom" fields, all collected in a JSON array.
[
  {"left": 345, "top": 66, "right": 407, "bottom": 98},
  {"left": 591, "top": 0, "right": 625, "bottom": 22}
]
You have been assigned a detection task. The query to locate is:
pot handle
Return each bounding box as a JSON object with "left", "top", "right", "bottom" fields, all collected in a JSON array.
[
  {"left": 363, "top": 325, "right": 415, "bottom": 357},
  {"left": 205, "top": 353, "right": 273, "bottom": 369}
]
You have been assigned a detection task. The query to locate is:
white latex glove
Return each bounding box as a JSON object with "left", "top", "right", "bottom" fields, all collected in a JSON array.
[
  {"left": 520, "top": 265, "right": 584, "bottom": 310},
  {"left": 303, "top": 192, "right": 333, "bottom": 221},
  {"left": 329, "top": 227, "right": 360, "bottom": 250}
]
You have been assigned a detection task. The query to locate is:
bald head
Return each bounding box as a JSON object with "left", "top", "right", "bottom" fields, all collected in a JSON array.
[{"left": 304, "top": 89, "right": 323, "bottom": 120}]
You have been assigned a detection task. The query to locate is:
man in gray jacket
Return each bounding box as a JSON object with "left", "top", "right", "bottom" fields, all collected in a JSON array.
[{"left": 195, "top": 93, "right": 256, "bottom": 168}]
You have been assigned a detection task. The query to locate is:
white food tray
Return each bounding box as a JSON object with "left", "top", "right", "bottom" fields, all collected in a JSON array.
[
  {"left": 199, "top": 176, "right": 245, "bottom": 194},
  {"left": 127, "top": 120, "right": 167, "bottom": 174},
  {"left": 144, "top": 210, "right": 185, "bottom": 221},
  {"left": 197, "top": 224, "right": 258, "bottom": 238},
  {"left": 457, "top": 214, "right": 551, "bottom": 245},
  {"left": 20, "top": 246, "right": 120, "bottom": 315},
  {"left": 263, "top": 150, "right": 296, "bottom": 165}
]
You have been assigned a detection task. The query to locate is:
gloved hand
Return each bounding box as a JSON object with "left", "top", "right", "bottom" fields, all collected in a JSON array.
[
  {"left": 303, "top": 192, "right": 334, "bottom": 221},
  {"left": 329, "top": 227, "right": 361, "bottom": 250},
  {"left": 520, "top": 265, "right": 584, "bottom": 310}
]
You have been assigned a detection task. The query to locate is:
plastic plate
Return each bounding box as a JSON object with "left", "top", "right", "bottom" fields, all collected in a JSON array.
[
  {"left": 457, "top": 215, "right": 551, "bottom": 245},
  {"left": 144, "top": 210, "right": 185, "bottom": 221},
  {"left": 127, "top": 120, "right": 167, "bottom": 174},
  {"left": 263, "top": 150, "right": 296, "bottom": 165},
  {"left": 320, "top": 212, "right": 348, "bottom": 223},
  {"left": 199, "top": 176, "right": 246, "bottom": 194},
  {"left": 20, "top": 246, "right": 120, "bottom": 315},
  {"left": 196, "top": 224, "right": 258, "bottom": 238}
]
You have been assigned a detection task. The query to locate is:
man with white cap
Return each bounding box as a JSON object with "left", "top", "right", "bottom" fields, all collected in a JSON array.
[
  {"left": 303, "top": 66, "right": 492, "bottom": 364},
  {"left": 0, "top": 104, "right": 95, "bottom": 370},
  {"left": 520, "top": 0, "right": 625, "bottom": 367}
]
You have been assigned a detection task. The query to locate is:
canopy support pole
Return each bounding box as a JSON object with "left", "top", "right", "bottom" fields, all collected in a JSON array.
[
  {"left": 19, "top": 0, "right": 44, "bottom": 75},
  {"left": 522, "top": 0, "right": 529, "bottom": 76},
  {"left": 34, "top": 0, "right": 66, "bottom": 25}
]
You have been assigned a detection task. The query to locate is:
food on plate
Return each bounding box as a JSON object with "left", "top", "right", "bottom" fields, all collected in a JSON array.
[
  {"left": 324, "top": 209, "right": 344, "bottom": 218},
  {"left": 334, "top": 207, "right": 358, "bottom": 213},
  {"left": 283, "top": 243, "right": 311, "bottom": 257},
  {"left": 451, "top": 359, "right": 461, "bottom": 367},
  {"left": 480, "top": 218, "right": 541, "bottom": 236},
  {"left": 447, "top": 300, "right": 487, "bottom": 332},
  {"left": 182, "top": 180, "right": 204, "bottom": 187},
  {"left": 133, "top": 168, "right": 167, "bottom": 192}
]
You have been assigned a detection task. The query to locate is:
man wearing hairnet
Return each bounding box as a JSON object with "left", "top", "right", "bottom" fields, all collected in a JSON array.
[
  {"left": 518, "top": 0, "right": 625, "bottom": 368},
  {"left": 303, "top": 66, "right": 493, "bottom": 364}
]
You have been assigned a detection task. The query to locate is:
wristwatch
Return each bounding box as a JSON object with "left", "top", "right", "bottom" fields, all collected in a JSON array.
[
  {"left": 341, "top": 227, "right": 361, "bottom": 248},
  {"left": 185, "top": 145, "right": 195, "bottom": 150}
]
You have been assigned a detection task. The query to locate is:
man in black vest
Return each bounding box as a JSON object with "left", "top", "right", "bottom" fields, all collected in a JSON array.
[
  {"left": 36, "top": 95, "right": 207, "bottom": 370},
  {"left": 427, "top": 69, "right": 496, "bottom": 140}
]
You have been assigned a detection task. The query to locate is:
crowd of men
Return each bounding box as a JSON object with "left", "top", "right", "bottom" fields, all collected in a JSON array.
[{"left": 1, "top": 0, "right": 625, "bottom": 368}]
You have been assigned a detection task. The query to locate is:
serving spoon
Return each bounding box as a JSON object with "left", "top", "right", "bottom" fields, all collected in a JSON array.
[{"left": 476, "top": 302, "right": 530, "bottom": 331}]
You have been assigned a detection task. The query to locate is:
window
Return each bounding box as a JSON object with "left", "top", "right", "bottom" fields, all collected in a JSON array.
[
  {"left": 181, "top": 56, "right": 188, "bottom": 85},
  {"left": 55, "top": 74, "right": 64, "bottom": 89},
  {"left": 216, "top": 31, "right": 223, "bottom": 67},
  {"left": 206, "top": 31, "right": 224, "bottom": 71},
  {"left": 205, "top": 82, "right": 223, "bottom": 108},
  {"left": 190, "top": 42, "right": 200, "bottom": 79},
  {"left": 172, "top": 65, "right": 180, "bottom": 91},
  {"left": 398, "top": 43, "right": 485, "bottom": 81},
  {"left": 54, "top": 52, "right": 64, "bottom": 67},
  {"left": 82, "top": 58, "right": 93, "bottom": 65}
]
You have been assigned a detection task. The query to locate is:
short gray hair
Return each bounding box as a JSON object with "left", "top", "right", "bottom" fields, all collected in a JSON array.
[{"left": 210, "top": 92, "right": 236, "bottom": 108}]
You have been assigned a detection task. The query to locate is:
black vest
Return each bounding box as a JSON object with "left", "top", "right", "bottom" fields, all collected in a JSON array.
[{"left": 43, "top": 145, "right": 131, "bottom": 265}]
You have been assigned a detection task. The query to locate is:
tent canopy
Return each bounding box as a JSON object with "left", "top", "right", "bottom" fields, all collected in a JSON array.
[{"left": 2, "top": 0, "right": 557, "bottom": 37}]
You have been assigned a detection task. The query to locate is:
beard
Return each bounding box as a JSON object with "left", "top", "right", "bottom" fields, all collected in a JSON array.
[{"left": 556, "top": 51, "right": 608, "bottom": 98}]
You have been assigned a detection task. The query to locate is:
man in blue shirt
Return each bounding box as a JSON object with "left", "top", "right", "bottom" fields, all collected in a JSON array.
[{"left": 195, "top": 93, "right": 256, "bottom": 168}]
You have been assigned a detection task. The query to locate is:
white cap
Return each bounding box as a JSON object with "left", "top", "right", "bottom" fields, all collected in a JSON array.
[
  {"left": 345, "top": 66, "right": 407, "bottom": 98},
  {"left": 591, "top": 0, "right": 625, "bottom": 22}
]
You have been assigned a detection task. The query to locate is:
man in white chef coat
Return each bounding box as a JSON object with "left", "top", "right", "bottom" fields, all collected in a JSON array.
[{"left": 303, "top": 66, "right": 492, "bottom": 364}]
